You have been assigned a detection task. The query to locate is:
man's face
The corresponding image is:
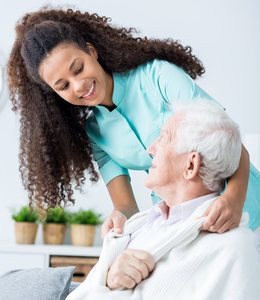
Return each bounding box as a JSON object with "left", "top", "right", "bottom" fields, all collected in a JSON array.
[{"left": 145, "top": 117, "right": 184, "bottom": 192}]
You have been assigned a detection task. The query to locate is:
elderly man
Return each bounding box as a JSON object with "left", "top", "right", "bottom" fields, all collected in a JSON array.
[{"left": 67, "top": 100, "right": 260, "bottom": 300}]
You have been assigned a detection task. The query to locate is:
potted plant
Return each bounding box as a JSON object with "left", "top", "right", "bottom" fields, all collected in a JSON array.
[
  {"left": 12, "top": 206, "right": 38, "bottom": 244},
  {"left": 43, "top": 207, "right": 68, "bottom": 245},
  {"left": 68, "top": 209, "right": 102, "bottom": 246}
]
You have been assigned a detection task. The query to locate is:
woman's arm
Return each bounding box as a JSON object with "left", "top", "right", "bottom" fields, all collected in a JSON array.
[
  {"left": 202, "top": 145, "right": 250, "bottom": 233},
  {"left": 87, "top": 138, "right": 138, "bottom": 236},
  {"left": 101, "top": 175, "right": 139, "bottom": 237},
  {"left": 107, "top": 175, "right": 139, "bottom": 218}
]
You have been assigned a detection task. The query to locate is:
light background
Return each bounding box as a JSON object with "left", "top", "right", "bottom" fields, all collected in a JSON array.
[{"left": 0, "top": 0, "right": 259, "bottom": 244}]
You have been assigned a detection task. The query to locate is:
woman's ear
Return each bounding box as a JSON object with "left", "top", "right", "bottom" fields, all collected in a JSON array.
[
  {"left": 183, "top": 152, "right": 201, "bottom": 180},
  {"left": 86, "top": 42, "right": 98, "bottom": 59}
]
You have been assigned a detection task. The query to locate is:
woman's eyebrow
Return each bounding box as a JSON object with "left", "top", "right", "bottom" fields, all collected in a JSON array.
[
  {"left": 54, "top": 78, "right": 63, "bottom": 87},
  {"left": 69, "top": 57, "right": 80, "bottom": 71}
]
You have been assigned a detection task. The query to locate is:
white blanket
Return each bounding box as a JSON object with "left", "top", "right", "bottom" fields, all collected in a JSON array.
[{"left": 67, "top": 199, "right": 260, "bottom": 300}]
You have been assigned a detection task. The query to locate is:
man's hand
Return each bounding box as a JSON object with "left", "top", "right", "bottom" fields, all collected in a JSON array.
[
  {"left": 101, "top": 210, "right": 127, "bottom": 238},
  {"left": 201, "top": 194, "right": 243, "bottom": 233},
  {"left": 106, "top": 249, "right": 155, "bottom": 290}
]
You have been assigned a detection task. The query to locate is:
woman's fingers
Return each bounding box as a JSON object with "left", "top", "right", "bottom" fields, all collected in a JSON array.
[
  {"left": 201, "top": 195, "right": 241, "bottom": 233},
  {"left": 101, "top": 210, "right": 127, "bottom": 238},
  {"left": 201, "top": 204, "right": 221, "bottom": 231},
  {"left": 101, "top": 217, "right": 113, "bottom": 238},
  {"left": 113, "top": 211, "right": 127, "bottom": 233}
]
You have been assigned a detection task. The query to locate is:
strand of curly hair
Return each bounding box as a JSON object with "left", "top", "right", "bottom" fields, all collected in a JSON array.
[{"left": 7, "top": 6, "right": 205, "bottom": 210}]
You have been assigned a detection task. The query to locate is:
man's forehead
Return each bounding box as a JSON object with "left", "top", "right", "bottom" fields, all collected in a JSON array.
[
  {"left": 162, "top": 115, "right": 177, "bottom": 132},
  {"left": 161, "top": 113, "right": 185, "bottom": 141}
]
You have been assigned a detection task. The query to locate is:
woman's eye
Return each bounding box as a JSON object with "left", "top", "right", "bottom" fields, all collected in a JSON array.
[
  {"left": 61, "top": 83, "right": 69, "bottom": 91},
  {"left": 75, "top": 64, "right": 84, "bottom": 74}
]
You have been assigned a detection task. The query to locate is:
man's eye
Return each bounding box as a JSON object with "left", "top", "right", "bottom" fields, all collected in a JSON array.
[
  {"left": 157, "top": 136, "right": 163, "bottom": 143},
  {"left": 75, "top": 64, "right": 84, "bottom": 74}
]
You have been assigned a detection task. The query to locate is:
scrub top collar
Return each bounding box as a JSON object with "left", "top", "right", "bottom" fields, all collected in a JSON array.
[{"left": 95, "top": 72, "right": 125, "bottom": 114}]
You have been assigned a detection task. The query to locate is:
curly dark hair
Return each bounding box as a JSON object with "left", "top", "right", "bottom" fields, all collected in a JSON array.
[{"left": 7, "top": 7, "right": 205, "bottom": 210}]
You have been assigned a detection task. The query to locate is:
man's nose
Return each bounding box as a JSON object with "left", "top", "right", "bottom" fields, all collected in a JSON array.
[{"left": 147, "top": 140, "right": 157, "bottom": 155}]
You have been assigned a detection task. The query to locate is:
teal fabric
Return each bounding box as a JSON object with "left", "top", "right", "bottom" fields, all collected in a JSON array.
[
  {"left": 86, "top": 59, "right": 260, "bottom": 230},
  {"left": 244, "top": 163, "right": 260, "bottom": 230}
]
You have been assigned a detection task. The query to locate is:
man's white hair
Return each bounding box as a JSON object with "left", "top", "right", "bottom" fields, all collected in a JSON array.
[{"left": 172, "top": 100, "right": 242, "bottom": 192}]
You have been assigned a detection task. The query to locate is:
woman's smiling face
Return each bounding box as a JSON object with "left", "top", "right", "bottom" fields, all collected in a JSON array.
[{"left": 39, "top": 42, "right": 113, "bottom": 107}]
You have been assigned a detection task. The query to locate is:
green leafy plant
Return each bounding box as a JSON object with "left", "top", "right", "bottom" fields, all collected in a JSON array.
[
  {"left": 68, "top": 209, "right": 102, "bottom": 225},
  {"left": 12, "top": 206, "right": 38, "bottom": 223},
  {"left": 44, "top": 207, "right": 68, "bottom": 224}
]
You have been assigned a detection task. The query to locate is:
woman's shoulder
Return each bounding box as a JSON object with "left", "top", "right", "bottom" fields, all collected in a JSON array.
[
  {"left": 135, "top": 59, "right": 183, "bottom": 76},
  {"left": 122, "top": 59, "right": 185, "bottom": 86}
]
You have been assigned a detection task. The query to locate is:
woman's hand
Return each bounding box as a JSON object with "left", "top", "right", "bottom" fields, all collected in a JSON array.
[
  {"left": 101, "top": 209, "right": 127, "bottom": 238},
  {"left": 201, "top": 194, "right": 243, "bottom": 233},
  {"left": 103, "top": 175, "right": 139, "bottom": 238},
  {"left": 106, "top": 249, "right": 155, "bottom": 290},
  {"left": 202, "top": 145, "right": 249, "bottom": 234}
]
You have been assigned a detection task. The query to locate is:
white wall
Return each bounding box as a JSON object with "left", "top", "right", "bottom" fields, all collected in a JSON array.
[{"left": 0, "top": 0, "right": 259, "bottom": 244}]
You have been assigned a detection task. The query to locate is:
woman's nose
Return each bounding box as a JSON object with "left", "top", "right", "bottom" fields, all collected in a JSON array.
[{"left": 72, "top": 78, "right": 84, "bottom": 94}]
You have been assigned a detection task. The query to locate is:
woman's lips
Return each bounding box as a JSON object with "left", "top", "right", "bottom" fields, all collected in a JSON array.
[{"left": 81, "top": 80, "right": 96, "bottom": 99}]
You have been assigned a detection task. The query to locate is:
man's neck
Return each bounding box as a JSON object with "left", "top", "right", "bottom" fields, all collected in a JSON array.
[
  {"left": 158, "top": 191, "right": 219, "bottom": 220},
  {"left": 156, "top": 181, "right": 213, "bottom": 209}
]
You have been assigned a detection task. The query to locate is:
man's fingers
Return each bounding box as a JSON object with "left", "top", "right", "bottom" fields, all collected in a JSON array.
[
  {"left": 127, "top": 249, "right": 155, "bottom": 273},
  {"left": 107, "top": 249, "right": 154, "bottom": 290},
  {"left": 124, "top": 265, "right": 143, "bottom": 285},
  {"left": 117, "top": 270, "right": 139, "bottom": 289},
  {"left": 120, "top": 276, "right": 137, "bottom": 289},
  {"left": 125, "top": 256, "right": 150, "bottom": 280},
  {"left": 118, "top": 251, "right": 152, "bottom": 287},
  {"left": 108, "top": 255, "right": 147, "bottom": 289}
]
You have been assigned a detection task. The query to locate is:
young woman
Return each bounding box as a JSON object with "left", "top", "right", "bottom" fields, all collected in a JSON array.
[{"left": 8, "top": 7, "right": 260, "bottom": 236}]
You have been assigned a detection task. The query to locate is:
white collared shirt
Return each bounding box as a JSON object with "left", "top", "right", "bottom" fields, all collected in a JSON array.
[{"left": 128, "top": 193, "right": 219, "bottom": 249}]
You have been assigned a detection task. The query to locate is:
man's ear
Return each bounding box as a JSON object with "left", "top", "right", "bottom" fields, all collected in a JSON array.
[
  {"left": 183, "top": 152, "right": 201, "bottom": 180},
  {"left": 86, "top": 42, "right": 98, "bottom": 59}
]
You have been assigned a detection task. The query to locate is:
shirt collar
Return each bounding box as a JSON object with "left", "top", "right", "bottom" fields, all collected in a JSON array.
[
  {"left": 147, "top": 192, "right": 219, "bottom": 225},
  {"left": 95, "top": 72, "right": 125, "bottom": 114},
  {"left": 111, "top": 72, "right": 126, "bottom": 106}
]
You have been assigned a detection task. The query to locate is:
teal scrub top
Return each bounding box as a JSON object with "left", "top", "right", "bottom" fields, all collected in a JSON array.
[{"left": 86, "top": 59, "right": 260, "bottom": 230}]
